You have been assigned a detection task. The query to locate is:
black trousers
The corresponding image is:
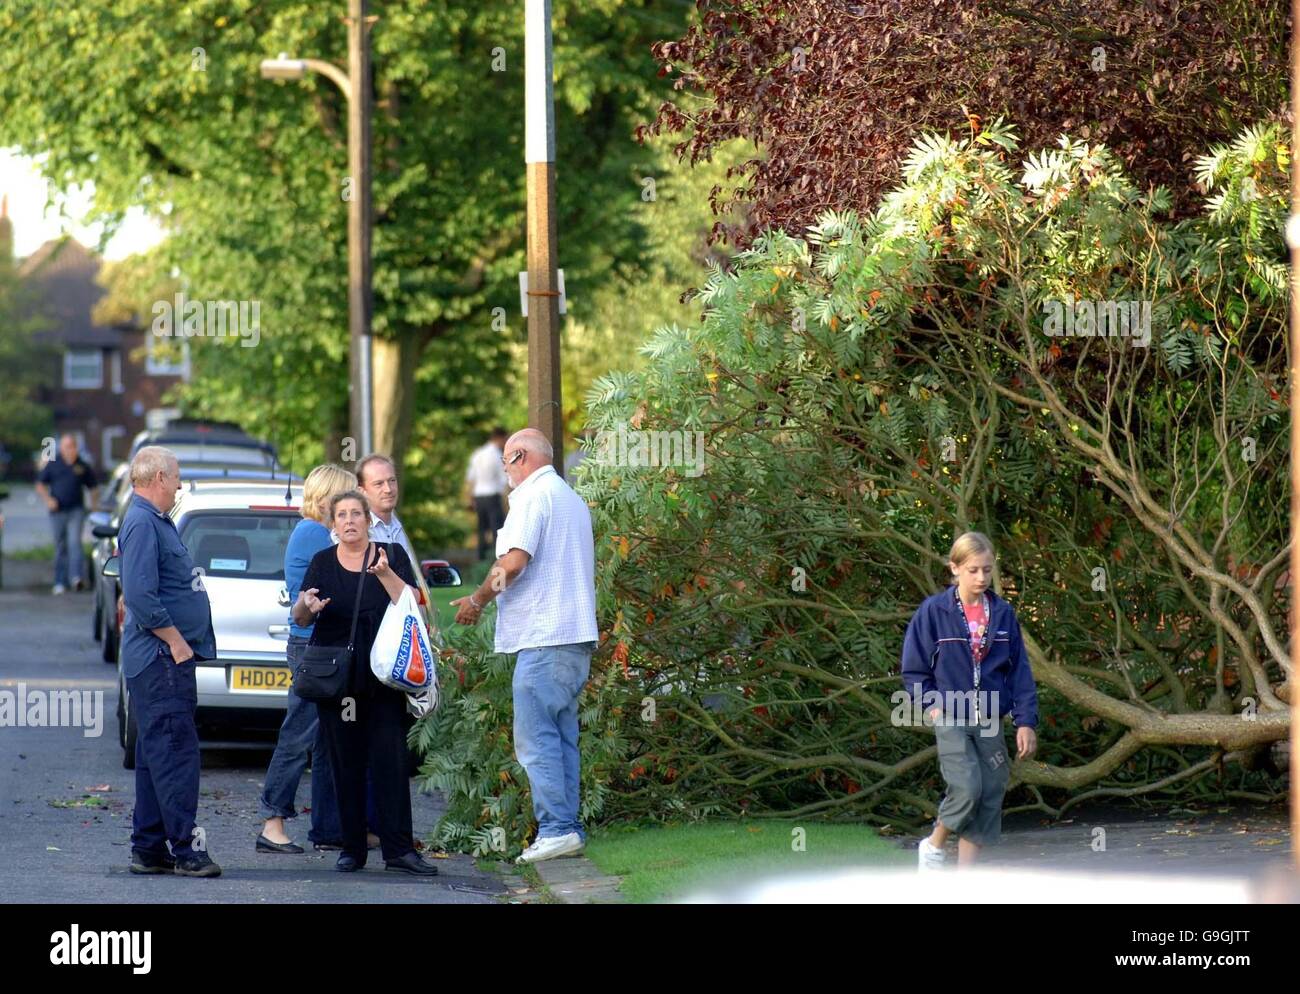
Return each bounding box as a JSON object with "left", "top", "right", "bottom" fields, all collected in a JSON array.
[
  {"left": 317, "top": 686, "right": 414, "bottom": 863},
  {"left": 474, "top": 495, "right": 505, "bottom": 560}
]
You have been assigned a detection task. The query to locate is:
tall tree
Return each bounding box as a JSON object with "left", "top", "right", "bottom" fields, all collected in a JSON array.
[
  {"left": 0, "top": 199, "right": 52, "bottom": 467},
  {"left": 0, "top": 0, "right": 690, "bottom": 488}
]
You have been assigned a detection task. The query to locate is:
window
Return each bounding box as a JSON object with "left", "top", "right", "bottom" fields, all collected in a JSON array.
[
  {"left": 63, "top": 350, "right": 103, "bottom": 389},
  {"left": 180, "top": 512, "right": 298, "bottom": 581},
  {"left": 110, "top": 350, "right": 124, "bottom": 393},
  {"left": 146, "top": 334, "right": 189, "bottom": 377},
  {"left": 101, "top": 426, "right": 127, "bottom": 469}
]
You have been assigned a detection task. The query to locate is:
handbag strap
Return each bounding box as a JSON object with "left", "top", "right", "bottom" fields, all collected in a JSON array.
[{"left": 344, "top": 542, "right": 373, "bottom": 651}]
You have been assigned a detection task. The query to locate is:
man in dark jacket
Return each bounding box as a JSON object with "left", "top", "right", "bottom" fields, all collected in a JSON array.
[
  {"left": 35, "top": 433, "right": 99, "bottom": 593},
  {"left": 119, "top": 446, "right": 220, "bottom": 877}
]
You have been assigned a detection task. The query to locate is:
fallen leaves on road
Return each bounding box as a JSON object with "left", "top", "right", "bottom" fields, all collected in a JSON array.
[{"left": 49, "top": 795, "right": 108, "bottom": 809}]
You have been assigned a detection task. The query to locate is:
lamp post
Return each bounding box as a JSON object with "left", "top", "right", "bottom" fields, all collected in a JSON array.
[
  {"left": 525, "top": 0, "right": 564, "bottom": 473},
  {"left": 260, "top": 0, "right": 374, "bottom": 456}
]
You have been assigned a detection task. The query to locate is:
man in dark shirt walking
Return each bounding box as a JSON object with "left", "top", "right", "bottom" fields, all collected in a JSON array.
[
  {"left": 34, "top": 433, "right": 99, "bottom": 594},
  {"left": 119, "top": 445, "right": 220, "bottom": 877}
]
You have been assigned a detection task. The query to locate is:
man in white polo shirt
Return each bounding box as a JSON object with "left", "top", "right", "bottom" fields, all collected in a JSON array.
[
  {"left": 464, "top": 427, "right": 508, "bottom": 561},
  {"left": 451, "top": 428, "right": 598, "bottom": 863}
]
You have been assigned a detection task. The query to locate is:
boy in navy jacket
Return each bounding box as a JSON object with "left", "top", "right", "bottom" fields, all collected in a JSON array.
[{"left": 900, "top": 532, "right": 1038, "bottom": 870}]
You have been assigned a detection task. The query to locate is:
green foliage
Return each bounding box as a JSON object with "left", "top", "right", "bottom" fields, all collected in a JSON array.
[
  {"left": 415, "top": 109, "right": 1289, "bottom": 843},
  {"left": 0, "top": 248, "right": 53, "bottom": 464},
  {"left": 560, "top": 118, "right": 1288, "bottom": 824},
  {"left": 0, "top": 0, "right": 691, "bottom": 546},
  {"left": 411, "top": 616, "right": 634, "bottom": 857}
]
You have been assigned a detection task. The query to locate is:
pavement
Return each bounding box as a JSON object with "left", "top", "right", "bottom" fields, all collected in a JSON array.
[
  {"left": 978, "top": 804, "right": 1294, "bottom": 877},
  {"left": 0, "top": 584, "right": 508, "bottom": 904},
  {"left": 531, "top": 852, "right": 625, "bottom": 903}
]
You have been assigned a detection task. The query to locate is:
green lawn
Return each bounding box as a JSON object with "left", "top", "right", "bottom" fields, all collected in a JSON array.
[{"left": 582, "top": 820, "right": 911, "bottom": 903}]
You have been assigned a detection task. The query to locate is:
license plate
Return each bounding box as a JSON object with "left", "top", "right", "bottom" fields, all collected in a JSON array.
[{"left": 229, "top": 666, "right": 292, "bottom": 692}]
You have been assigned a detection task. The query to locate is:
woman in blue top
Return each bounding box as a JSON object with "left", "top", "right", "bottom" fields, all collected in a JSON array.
[
  {"left": 256, "top": 464, "right": 357, "bottom": 853},
  {"left": 900, "top": 531, "right": 1039, "bottom": 872}
]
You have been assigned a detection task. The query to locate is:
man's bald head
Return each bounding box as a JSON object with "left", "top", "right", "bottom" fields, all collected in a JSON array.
[
  {"left": 503, "top": 428, "right": 554, "bottom": 487},
  {"left": 506, "top": 428, "right": 554, "bottom": 461}
]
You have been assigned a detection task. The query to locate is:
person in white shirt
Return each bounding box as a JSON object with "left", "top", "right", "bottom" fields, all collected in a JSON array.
[
  {"left": 452, "top": 428, "right": 598, "bottom": 864},
  {"left": 464, "top": 427, "right": 508, "bottom": 560},
  {"left": 355, "top": 454, "right": 419, "bottom": 569}
]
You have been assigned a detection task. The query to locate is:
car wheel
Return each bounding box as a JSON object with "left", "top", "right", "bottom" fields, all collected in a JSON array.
[
  {"left": 120, "top": 672, "right": 137, "bottom": 770},
  {"left": 102, "top": 612, "right": 118, "bottom": 663},
  {"left": 116, "top": 672, "right": 125, "bottom": 748}
]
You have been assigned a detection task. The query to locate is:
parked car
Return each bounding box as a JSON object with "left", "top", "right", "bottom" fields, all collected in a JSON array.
[
  {"left": 89, "top": 465, "right": 302, "bottom": 662},
  {"left": 102, "top": 479, "right": 459, "bottom": 768},
  {"left": 127, "top": 419, "right": 278, "bottom": 466}
]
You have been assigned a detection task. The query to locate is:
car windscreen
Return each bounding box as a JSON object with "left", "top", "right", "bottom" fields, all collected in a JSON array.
[{"left": 179, "top": 511, "right": 298, "bottom": 581}]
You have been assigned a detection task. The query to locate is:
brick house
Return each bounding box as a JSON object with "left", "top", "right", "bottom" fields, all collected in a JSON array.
[{"left": 4, "top": 196, "right": 187, "bottom": 473}]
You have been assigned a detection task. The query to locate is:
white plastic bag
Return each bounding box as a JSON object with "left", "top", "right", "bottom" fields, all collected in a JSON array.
[{"left": 370, "top": 586, "right": 438, "bottom": 702}]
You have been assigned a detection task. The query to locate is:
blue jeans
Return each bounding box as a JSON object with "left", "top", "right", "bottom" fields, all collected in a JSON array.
[
  {"left": 50, "top": 507, "right": 85, "bottom": 588},
  {"left": 127, "top": 649, "right": 201, "bottom": 858},
  {"left": 258, "top": 636, "right": 342, "bottom": 843},
  {"left": 512, "top": 641, "right": 594, "bottom": 840}
]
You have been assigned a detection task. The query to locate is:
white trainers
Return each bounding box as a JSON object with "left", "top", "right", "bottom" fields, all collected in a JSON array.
[
  {"left": 51, "top": 584, "right": 67, "bottom": 595},
  {"left": 516, "top": 832, "right": 585, "bottom": 864},
  {"left": 918, "top": 837, "right": 947, "bottom": 872}
]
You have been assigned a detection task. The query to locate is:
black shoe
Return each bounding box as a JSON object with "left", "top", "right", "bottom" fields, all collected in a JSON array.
[
  {"left": 335, "top": 854, "right": 363, "bottom": 872},
  {"left": 385, "top": 851, "right": 438, "bottom": 876},
  {"left": 313, "top": 840, "right": 344, "bottom": 852},
  {"left": 173, "top": 851, "right": 222, "bottom": 877},
  {"left": 256, "top": 834, "right": 304, "bottom": 854},
  {"left": 129, "top": 849, "right": 176, "bottom": 875}
]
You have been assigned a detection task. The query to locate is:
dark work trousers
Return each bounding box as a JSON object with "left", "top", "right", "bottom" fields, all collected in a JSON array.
[
  {"left": 474, "top": 495, "right": 505, "bottom": 560},
  {"left": 127, "top": 650, "right": 201, "bottom": 858},
  {"left": 317, "top": 686, "right": 415, "bottom": 864}
]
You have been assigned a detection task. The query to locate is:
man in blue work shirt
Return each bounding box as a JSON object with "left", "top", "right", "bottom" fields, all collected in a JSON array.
[{"left": 119, "top": 446, "right": 220, "bottom": 877}]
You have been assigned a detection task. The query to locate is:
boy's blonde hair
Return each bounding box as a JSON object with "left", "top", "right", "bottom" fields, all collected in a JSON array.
[
  {"left": 302, "top": 464, "right": 358, "bottom": 524},
  {"left": 948, "top": 531, "right": 996, "bottom": 580}
]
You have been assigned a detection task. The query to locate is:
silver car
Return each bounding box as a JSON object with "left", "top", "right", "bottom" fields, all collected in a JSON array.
[{"left": 104, "top": 479, "right": 457, "bottom": 768}]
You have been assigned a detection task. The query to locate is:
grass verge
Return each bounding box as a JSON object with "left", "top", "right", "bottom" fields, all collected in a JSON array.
[{"left": 582, "top": 820, "right": 910, "bottom": 903}]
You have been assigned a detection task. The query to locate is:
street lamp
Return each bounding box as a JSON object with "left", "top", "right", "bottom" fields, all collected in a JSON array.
[
  {"left": 259, "top": 0, "right": 375, "bottom": 457},
  {"left": 525, "top": 0, "right": 564, "bottom": 473}
]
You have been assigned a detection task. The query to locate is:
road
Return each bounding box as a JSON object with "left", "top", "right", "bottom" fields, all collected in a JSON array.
[{"left": 0, "top": 585, "right": 507, "bottom": 904}]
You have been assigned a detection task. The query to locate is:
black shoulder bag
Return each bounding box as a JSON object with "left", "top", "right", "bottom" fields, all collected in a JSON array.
[{"left": 292, "top": 543, "right": 372, "bottom": 701}]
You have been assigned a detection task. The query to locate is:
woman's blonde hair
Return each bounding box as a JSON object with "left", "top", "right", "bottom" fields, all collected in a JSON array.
[
  {"left": 948, "top": 531, "right": 996, "bottom": 580},
  {"left": 302, "top": 464, "right": 358, "bottom": 524}
]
